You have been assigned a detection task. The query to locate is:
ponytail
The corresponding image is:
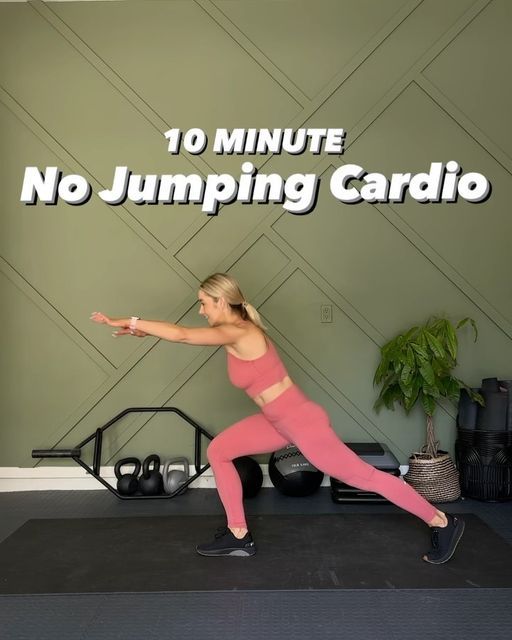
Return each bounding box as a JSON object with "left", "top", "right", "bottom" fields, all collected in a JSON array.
[{"left": 241, "top": 302, "right": 267, "bottom": 331}]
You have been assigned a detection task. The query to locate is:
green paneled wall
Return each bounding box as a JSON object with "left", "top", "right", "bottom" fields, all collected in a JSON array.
[{"left": 0, "top": 0, "right": 511, "bottom": 469}]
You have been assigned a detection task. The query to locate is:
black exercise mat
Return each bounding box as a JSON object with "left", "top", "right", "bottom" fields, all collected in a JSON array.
[{"left": 0, "top": 513, "right": 511, "bottom": 593}]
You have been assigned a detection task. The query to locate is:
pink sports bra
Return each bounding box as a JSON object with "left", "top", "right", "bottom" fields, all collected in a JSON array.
[{"left": 226, "top": 337, "right": 289, "bottom": 398}]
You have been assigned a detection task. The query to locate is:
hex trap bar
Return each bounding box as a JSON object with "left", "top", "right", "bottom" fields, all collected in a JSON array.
[{"left": 32, "top": 406, "right": 214, "bottom": 499}]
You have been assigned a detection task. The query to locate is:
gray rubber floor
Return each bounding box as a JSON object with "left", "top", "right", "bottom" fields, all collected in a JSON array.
[{"left": 1, "top": 488, "right": 511, "bottom": 639}]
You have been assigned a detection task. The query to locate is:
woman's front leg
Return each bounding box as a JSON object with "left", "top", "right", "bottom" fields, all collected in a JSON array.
[{"left": 206, "top": 413, "right": 290, "bottom": 532}]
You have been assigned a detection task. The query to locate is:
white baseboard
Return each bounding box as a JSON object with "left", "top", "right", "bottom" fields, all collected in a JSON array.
[{"left": 0, "top": 465, "right": 409, "bottom": 492}]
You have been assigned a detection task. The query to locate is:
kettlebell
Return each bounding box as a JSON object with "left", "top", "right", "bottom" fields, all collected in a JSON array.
[
  {"left": 162, "top": 457, "right": 190, "bottom": 495},
  {"left": 139, "top": 454, "right": 164, "bottom": 496},
  {"left": 114, "top": 457, "right": 141, "bottom": 496}
]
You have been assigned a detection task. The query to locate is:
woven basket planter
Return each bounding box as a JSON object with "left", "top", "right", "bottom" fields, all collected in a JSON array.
[{"left": 404, "top": 450, "right": 461, "bottom": 502}]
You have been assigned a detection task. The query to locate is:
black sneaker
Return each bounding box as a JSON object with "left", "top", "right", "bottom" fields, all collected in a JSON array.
[
  {"left": 423, "top": 513, "right": 465, "bottom": 564},
  {"left": 196, "top": 526, "right": 256, "bottom": 557}
]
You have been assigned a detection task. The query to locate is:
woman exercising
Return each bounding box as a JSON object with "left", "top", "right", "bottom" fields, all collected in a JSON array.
[{"left": 90, "top": 272, "right": 464, "bottom": 563}]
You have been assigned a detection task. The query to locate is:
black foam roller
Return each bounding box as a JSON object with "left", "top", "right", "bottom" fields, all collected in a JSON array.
[
  {"left": 499, "top": 380, "right": 512, "bottom": 430},
  {"left": 481, "top": 377, "right": 500, "bottom": 393},
  {"left": 458, "top": 388, "right": 480, "bottom": 429},
  {"left": 476, "top": 390, "right": 508, "bottom": 430}
]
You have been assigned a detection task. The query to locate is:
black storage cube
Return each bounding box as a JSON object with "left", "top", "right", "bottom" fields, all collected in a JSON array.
[{"left": 456, "top": 428, "right": 512, "bottom": 501}]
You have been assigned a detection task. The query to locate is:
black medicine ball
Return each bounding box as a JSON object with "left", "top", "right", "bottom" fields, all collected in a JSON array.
[
  {"left": 233, "top": 456, "right": 263, "bottom": 498},
  {"left": 269, "top": 444, "right": 324, "bottom": 496}
]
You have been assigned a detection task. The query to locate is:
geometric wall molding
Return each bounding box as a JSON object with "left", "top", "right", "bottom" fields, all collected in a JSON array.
[
  {"left": 423, "top": 0, "right": 512, "bottom": 159},
  {"left": 1, "top": 0, "right": 510, "bottom": 467}
]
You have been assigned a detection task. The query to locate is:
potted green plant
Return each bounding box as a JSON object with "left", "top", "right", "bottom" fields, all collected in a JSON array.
[{"left": 373, "top": 316, "right": 483, "bottom": 502}]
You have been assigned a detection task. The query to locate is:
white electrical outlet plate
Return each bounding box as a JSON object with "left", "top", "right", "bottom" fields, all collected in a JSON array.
[{"left": 321, "top": 304, "right": 332, "bottom": 323}]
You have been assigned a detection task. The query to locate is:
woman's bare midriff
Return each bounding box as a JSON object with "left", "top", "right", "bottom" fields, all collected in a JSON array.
[{"left": 252, "top": 376, "right": 294, "bottom": 408}]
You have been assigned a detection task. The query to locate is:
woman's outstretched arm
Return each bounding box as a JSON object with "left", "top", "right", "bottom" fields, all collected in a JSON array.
[{"left": 90, "top": 312, "right": 244, "bottom": 346}]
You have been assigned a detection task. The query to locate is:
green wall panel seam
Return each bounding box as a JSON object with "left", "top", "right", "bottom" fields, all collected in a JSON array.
[
  {"left": 172, "top": 152, "right": 331, "bottom": 281},
  {"left": 0, "top": 255, "right": 115, "bottom": 374},
  {"left": 337, "top": 0, "right": 487, "bottom": 149},
  {"left": 306, "top": 0, "right": 424, "bottom": 104},
  {"left": 187, "top": 0, "right": 481, "bottom": 239},
  {"left": 192, "top": 0, "right": 424, "bottom": 180},
  {"left": 26, "top": 0, "right": 236, "bottom": 271},
  {"left": 260, "top": 142, "right": 512, "bottom": 343},
  {"left": 418, "top": 0, "right": 494, "bottom": 74},
  {"left": 271, "top": 172, "right": 512, "bottom": 344},
  {"left": 0, "top": 86, "right": 201, "bottom": 296},
  {"left": 268, "top": 228, "right": 387, "bottom": 344},
  {"left": 263, "top": 0, "right": 424, "bottom": 143},
  {"left": 28, "top": 0, "right": 216, "bottom": 181},
  {"left": 207, "top": 0, "right": 423, "bottom": 106},
  {"left": 416, "top": 76, "right": 512, "bottom": 173},
  {"left": 197, "top": 0, "right": 309, "bottom": 106},
  {"left": 23, "top": 0, "right": 274, "bottom": 262},
  {"left": 173, "top": 200, "right": 290, "bottom": 277},
  {"left": 373, "top": 201, "right": 512, "bottom": 341}
]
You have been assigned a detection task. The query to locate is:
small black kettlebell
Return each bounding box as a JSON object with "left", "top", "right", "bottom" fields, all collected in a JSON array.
[
  {"left": 139, "top": 454, "right": 164, "bottom": 496},
  {"left": 114, "top": 457, "right": 141, "bottom": 496}
]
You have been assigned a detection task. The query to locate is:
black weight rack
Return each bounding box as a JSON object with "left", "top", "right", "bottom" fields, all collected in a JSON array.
[{"left": 32, "top": 407, "right": 214, "bottom": 499}]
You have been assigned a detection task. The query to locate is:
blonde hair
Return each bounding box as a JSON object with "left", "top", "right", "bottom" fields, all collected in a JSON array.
[{"left": 199, "top": 273, "right": 266, "bottom": 331}]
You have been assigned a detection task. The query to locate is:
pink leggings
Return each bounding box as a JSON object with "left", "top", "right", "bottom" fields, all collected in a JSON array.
[{"left": 207, "top": 385, "right": 437, "bottom": 529}]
